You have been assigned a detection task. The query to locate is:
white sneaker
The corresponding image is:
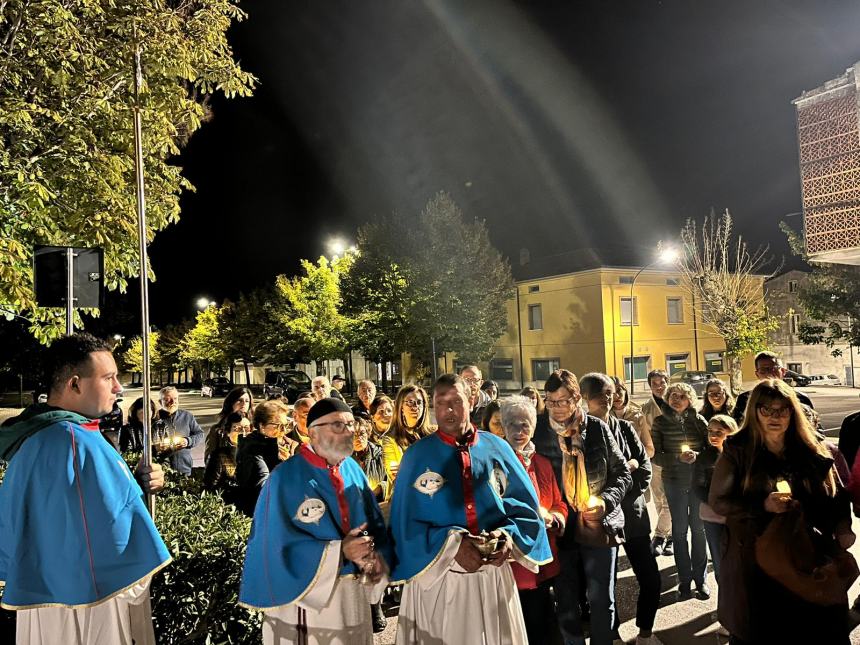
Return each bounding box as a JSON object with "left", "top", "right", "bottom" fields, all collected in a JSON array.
[{"left": 636, "top": 636, "right": 665, "bottom": 645}]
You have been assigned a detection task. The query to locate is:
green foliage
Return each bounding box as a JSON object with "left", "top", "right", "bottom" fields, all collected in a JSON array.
[
  {"left": 118, "top": 331, "right": 160, "bottom": 373},
  {"left": 180, "top": 305, "right": 229, "bottom": 374},
  {"left": 780, "top": 221, "right": 860, "bottom": 352},
  {"left": 678, "top": 210, "right": 778, "bottom": 392},
  {"left": 0, "top": 0, "right": 255, "bottom": 343},
  {"left": 342, "top": 192, "right": 513, "bottom": 367},
  {"left": 274, "top": 256, "right": 355, "bottom": 363}
]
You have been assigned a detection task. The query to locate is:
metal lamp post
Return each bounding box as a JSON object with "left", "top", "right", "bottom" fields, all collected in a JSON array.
[{"left": 628, "top": 248, "right": 679, "bottom": 395}]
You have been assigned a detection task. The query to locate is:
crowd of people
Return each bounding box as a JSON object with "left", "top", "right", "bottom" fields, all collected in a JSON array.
[{"left": 0, "top": 335, "right": 858, "bottom": 645}]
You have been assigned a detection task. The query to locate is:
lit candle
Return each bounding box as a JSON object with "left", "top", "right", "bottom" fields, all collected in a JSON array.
[
  {"left": 775, "top": 478, "right": 792, "bottom": 495},
  {"left": 587, "top": 495, "right": 600, "bottom": 509},
  {"left": 680, "top": 444, "right": 691, "bottom": 454}
]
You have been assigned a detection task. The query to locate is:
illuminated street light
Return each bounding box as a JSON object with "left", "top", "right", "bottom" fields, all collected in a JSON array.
[
  {"left": 326, "top": 238, "right": 347, "bottom": 257},
  {"left": 629, "top": 245, "right": 679, "bottom": 394},
  {"left": 196, "top": 297, "right": 216, "bottom": 310}
]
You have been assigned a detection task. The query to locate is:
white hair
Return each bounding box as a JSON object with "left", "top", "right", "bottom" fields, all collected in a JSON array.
[{"left": 499, "top": 395, "right": 537, "bottom": 430}]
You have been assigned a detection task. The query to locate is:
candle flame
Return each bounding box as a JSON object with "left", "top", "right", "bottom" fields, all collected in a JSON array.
[{"left": 775, "top": 479, "right": 792, "bottom": 495}]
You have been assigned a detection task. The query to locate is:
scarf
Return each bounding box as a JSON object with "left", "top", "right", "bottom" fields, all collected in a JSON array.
[
  {"left": 515, "top": 441, "right": 536, "bottom": 468},
  {"left": 550, "top": 407, "right": 591, "bottom": 512}
]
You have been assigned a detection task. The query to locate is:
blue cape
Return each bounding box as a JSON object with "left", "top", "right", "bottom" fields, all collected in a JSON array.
[
  {"left": 389, "top": 430, "right": 551, "bottom": 582},
  {"left": 0, "top": 418, "right": 171, "bottom": 609},
  {"left": 239, "top": 451, "right": 389, "bottom": 610}
]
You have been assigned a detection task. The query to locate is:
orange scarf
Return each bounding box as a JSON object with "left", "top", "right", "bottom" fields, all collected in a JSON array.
[{"left": 551, "top": 407, "right": 591, "bottom": 512}]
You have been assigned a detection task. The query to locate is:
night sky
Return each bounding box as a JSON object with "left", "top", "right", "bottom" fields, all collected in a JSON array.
[{"left": 144, "top": 0, "right": 860, "bottom": 326}]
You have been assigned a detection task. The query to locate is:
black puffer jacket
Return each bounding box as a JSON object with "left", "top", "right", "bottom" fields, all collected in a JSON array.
[
  {"left": 533, "top": 411, "right": 632, "bottom": 542},
  {"left": 651, "top": 400, "right": 707, "bottom": 482},
  {"left": 235, "top": 432, "right": 282, "bottom": 516},
  {"left": 606, "top": 415, "right": 652, "bottom": 539}
]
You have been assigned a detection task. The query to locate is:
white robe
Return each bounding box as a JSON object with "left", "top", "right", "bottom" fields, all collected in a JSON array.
[
  {"left": 396, "top": 532, "right": 530, "bottom": 645},
  {"left": 16, "top": 581, "right": 154, "bottom": 645},
  {"left": 262, "top": 539, "right": 388, "bottom": 645}
]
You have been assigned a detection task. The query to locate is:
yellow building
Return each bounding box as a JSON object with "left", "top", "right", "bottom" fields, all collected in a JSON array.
[{"left": 482, "top": 263, "right": 755, "bottom": 393}]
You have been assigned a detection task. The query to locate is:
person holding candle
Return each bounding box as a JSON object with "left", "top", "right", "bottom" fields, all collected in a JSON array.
[
  {"left": 203, "top": 411, "right": 252, "bottom": 498},
  {"left": 640, "top": 369, "right": 673, "bottom": 557},
  {"left": 239, "top": 397, "right": 390, "bottom": 644},
  {"left": 155, "top": 386, "right": 204, "bottom": 476},
  {"left": 388, "top": 374, "right": 551, "bottom": 644},
  {"left": 532, "top": 369, "right": 632, "bottom": 645},
  {"left": 205, "top": 386, "right": 254, "bottom": 462},
  {"left": 500, "top": 394, "right": 567, "bottom": 643},
  {"left": 582, "top": 373, "right": 662, "bottom": 645},
  {"left": 380, "top": 385, "right": 433, "bottom": 488},
  {"left": 709, "top": 379, "right": 854, "bottom": 644},
  {"left": 650, "top": 382, "right": 709, "bottom": 601}
]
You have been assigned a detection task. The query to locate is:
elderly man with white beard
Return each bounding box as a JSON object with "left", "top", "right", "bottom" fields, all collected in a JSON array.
[
  {"left": 239, "top": 398, "right": 390, "bottom": 645},
  {"left": 389, "top": 374, "right": 551, "bottom": 644}
]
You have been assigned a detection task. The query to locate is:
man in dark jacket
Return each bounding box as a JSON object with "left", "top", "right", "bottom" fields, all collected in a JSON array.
[
  {"left": 156, "top": 386, "right": 203, "bottom": 476},
  {"left": 733, "top": 351, "right": 814, "bottom": 425},
  {"left": 460, "top": 364, "right": 491, "bottom": 426},
  {"left": 533, "top": 369, "right": 631, "bottom": 645}
]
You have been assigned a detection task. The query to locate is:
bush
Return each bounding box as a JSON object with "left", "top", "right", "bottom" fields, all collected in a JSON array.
[{"left": 0, "top": 457, "right": 262, "bottom": 644}]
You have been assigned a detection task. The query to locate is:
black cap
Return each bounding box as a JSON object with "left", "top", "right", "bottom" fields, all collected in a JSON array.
[
  {"left": 332, "top": 375, "right": 346, "bottom": 383},
  {"left": 307, "top": 397, "right": 353, "bottom": 427}
]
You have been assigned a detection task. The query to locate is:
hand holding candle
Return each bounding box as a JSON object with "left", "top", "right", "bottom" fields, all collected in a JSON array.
[
  {"left": 775, "top": 478, "right": 792, "bottom": 496},
  {"left": 583, "top": 494, "right": 605, "bottom": 520},
  {"left": 680, "top": 444, "right": 691, "bottom": 454},
  {"left": 679, "top": 443, "right": 696, "bottom": 464}
]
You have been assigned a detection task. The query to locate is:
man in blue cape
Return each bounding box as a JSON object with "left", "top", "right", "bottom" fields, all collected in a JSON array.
[
  {"left": 389, "top": 373, "right": 551, "bottom": 644},
  {"left": 0, "top": 333, "right": 170, "bottom": 645},
  {"left": 239, "top": 397, "right": 390, "bottom": 645}
]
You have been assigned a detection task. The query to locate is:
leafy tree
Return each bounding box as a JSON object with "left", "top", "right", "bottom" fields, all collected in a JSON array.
[
  {"left": 155, "top": 320, "right": 193, "bottom": 382},
  {"left": 180, "top": 304, "right": 229, "bottom": 377},
  {"left": 343, "top": 192, "right": 513, "bottom": 381},
  {"left": 118, "top": 331, "right": 161, "bottom": 379},
  {"left": 780, "top": 221, "right": 860, "bottom": 353},
  {"left": 274, "top": 256, "right": 354, "bottom": 368},
  {"left": 219, "top": 288, "right": 277, "bottom": 384},
  {"left": 0, "top": 0, "right": 255, "bottom": 343},
  {"left": 677, "top": 210, "right": 779, "bottom": 393}
]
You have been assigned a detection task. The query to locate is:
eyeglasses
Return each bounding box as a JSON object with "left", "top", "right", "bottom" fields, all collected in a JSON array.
[
  {"left": 546, "top": 397, "right": 575, "bottom": 408},
  {"left": 707, "top": 391, "right": 725, "bottom": 398},
  {"left": 265, "top": 422, "right": 290, "bottom": 431},
  {"left": 463, "top": 377, "right": 482, "bottom": 385},
  {"left": 403, "top": 399, "right": 424, "bottom": 409},
  {"left": 310, "top": 420, "right": 356, "bottom": 433},
  {"left": 668, "top": 393, "right": 689, "bottom": 400},
  {"left": 757, "top": 405, "right": 792, "bottom": 419}
]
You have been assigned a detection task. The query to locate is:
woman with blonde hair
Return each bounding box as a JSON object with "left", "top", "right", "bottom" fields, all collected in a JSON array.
[
  {"left": 651, "top": 381, "right": 709, "bottom": 601},
  {"left": 380, "top": 385, "right": 434, "bottom": 486},
  {"left": 709, "top": 379, "right": 854, "bottom": 643},
  {"left": 519, "top": 385, "right": 545, "bottom": 415}
]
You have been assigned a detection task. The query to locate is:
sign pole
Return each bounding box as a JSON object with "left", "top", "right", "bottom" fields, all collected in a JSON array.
[{"left": 65, "top": 247, "right": 74, "bottom": 335}]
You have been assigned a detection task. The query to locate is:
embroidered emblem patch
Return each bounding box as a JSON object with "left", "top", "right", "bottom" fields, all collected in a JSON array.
[
  {"left": 489, "top": 462, "right": 508, "bottom": 498},
  {"left": 414, "top": 469, "right": 446, "bottom": 497},
  {"left": 295, "top": 498, "right": 327, "bottom": 524}
]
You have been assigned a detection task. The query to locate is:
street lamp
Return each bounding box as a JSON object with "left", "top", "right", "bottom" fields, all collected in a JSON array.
[
  {"left": 196, "top": 297, "right": 216, "bottom": 310},
  {"left": 326, "top": 237, "right": 347, "bottom": 258},
  {"left": 629, "top": 246, "right": 679, "bottom": 394}
]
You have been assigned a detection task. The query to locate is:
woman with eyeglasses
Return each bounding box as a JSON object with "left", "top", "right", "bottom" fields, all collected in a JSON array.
[
  {"left": 380, "top": 385, "right": 434, "bottom": 490},
  {"left": 709, "top": 379, "right": 854, "bottom": 644},
  {"left": 699, "top": 378, "right": 734, "bottom": 421},
  {"left": 235, "top": 399, "right": 294, "bottom": 516},
  {"left": 651, "top": 382, "right": 709, "bottom": 602},
  {"left": 369, "top": 394, "right": 394, "bottom": 443}
]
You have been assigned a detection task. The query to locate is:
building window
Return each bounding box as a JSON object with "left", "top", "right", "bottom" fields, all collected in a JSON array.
[
  {"left": 666, "top": 353, "right": 689, "bottom": 375},
  {"left": 528, "top": 304, "right": 543, "bottom": 330},
  {"left": 619, "top": 276, "right": 634, "bottom": 284},
  {"left": 532, "top": 358, "right": 560, "bottom": 382},
  {"left": 620, "top": 297, "right": 638, "bottom": 325},
  {"left": 788, "top": 280, "right": 798, "bottom": 293},
  {"left": 528, "top": 285, "right": 540, "bottom": 293},
  {"left": 624, "top": 356, "right": 650, "bottom": 382},
  {"left": 666, "top": 278, "right": 680, "bottom": 286},
  {"left": 788, "top": 362, "right": 802, "bottom": 373},
  {"left": 490, "top": 358, "right": 514, "bottom": 382},
  {"left": 704, "top": 351, "right": 725, "bottom": 372},
  {"left": 667, "top": 297, "right": 684, "bottom": 324},
  {"left": 790, "top": 313, "right": 801, "bottom": 335}
]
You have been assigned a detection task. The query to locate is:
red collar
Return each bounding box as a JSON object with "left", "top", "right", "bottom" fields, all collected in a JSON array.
[
  {"left": 81, "top": 420, "right": 101, "bottom": 432},
  {"left": 435, "top": 427, "right": 479, "bottom": 448},
  {"left": 298, "top": 443, "right": 343, "bottom": 470}
]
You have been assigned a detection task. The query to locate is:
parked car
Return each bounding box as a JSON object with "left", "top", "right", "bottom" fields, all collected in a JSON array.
[
  {"left": 264, "top": 370, "right": 312, "bottom": 403},
  {"left": 669, "top": 370, "right": 716, "bottom": 397},
  {"left": 809, "top": 373, "right": 842, "bottom": 386},
  {"left": 201, "top": 376, "right": 232, "bottom": 397},
  {"left": 783, "top": 370, "right": 812, "bottom": 387}
]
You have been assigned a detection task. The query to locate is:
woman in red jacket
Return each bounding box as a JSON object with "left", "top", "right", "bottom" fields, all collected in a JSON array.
[{"left": 500, "top": 395, "right": 567, "bottom": 643}]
